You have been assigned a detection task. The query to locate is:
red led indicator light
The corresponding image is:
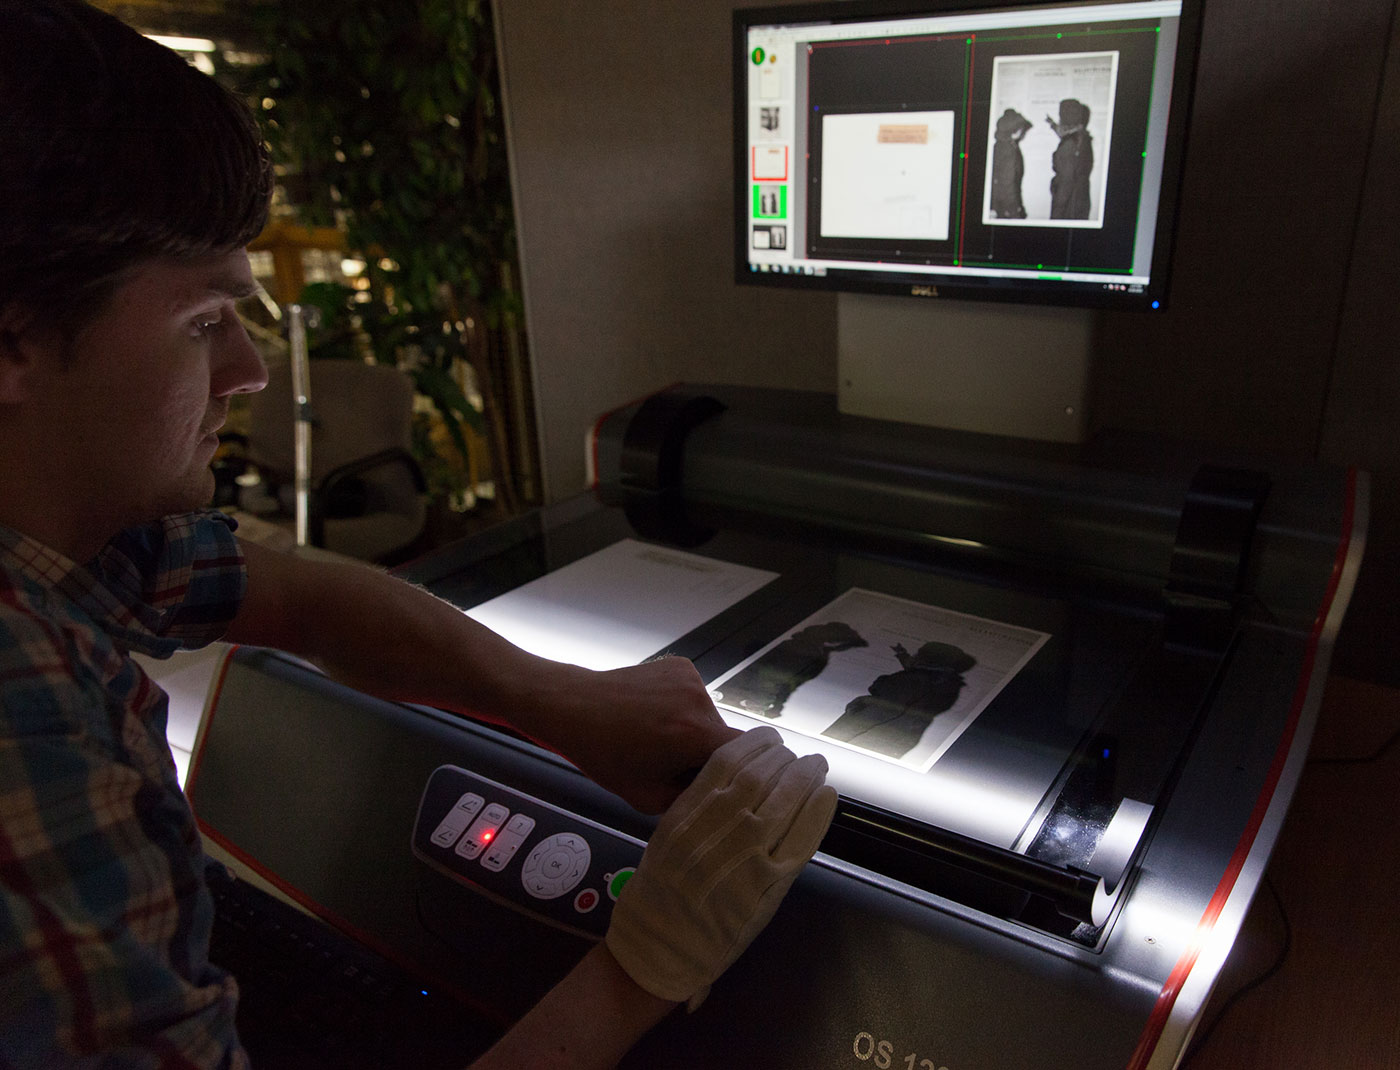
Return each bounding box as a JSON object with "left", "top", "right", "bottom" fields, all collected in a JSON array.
[{"left": 482, "top": 829, "right": 495, "bottom": 843}]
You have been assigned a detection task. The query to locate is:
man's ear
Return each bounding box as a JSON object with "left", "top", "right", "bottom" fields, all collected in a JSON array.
[{"left": 0, "top": 303, "right": 38, "bottom": 404}]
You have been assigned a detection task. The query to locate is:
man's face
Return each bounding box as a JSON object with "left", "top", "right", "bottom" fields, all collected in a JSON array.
[{"left": 35, "top": 250, "right": 268, "bottom": 535}]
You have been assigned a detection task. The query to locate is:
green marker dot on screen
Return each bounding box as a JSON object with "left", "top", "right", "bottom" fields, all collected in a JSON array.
[{"left": 752, "top": 47, "right": 765, "bottom": 65}]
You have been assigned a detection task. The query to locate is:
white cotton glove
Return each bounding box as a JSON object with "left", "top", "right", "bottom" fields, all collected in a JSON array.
[{"left": 605, "top": 725, "right": 837, "bottom": 1009}]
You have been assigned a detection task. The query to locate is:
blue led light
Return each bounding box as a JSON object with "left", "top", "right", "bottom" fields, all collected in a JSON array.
[{"left": 1151, "top": 300, "right": 1161, "bottom": 309}]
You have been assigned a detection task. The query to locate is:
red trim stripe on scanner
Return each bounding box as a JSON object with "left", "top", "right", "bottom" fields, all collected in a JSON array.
[
  {"left": 180, "top": 643, "right": 238, "bottom": 802},
  {"left": 586, "top": 382, "right": 681, "bottom": 491},
  {"left": 1125, "top": 467, "right": 1360, "bottom": 1070},
  {"left": 185, "top": 646, "right": 511, "bottom": 1029}
]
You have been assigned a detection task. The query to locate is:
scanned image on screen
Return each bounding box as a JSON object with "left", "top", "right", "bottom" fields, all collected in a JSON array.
[
  {"left": 820, "top": 111, "right": 954, "bottom": 241},
  {"left": 982, "top": 52, "right": 1119, "bottom": 228},
  {"left": 753, "top": 104, "right": 786, "bottom": 140},
  {"left": 708, "top": 588, "right": 1049, "bottom": 772}
]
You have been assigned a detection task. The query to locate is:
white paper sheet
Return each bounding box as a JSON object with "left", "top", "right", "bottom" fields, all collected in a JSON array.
[{"left": 464, "top": 539, "right": 778, "bottom": 671}]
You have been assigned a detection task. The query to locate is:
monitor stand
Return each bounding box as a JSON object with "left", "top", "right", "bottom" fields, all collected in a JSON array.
[{"left": 837, "top": 293, "right": 1094, "bottom": 443}]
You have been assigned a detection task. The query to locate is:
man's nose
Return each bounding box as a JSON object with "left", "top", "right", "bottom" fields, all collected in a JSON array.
[{"left": 213, "top": 319, "right": 269, "bottom": 397}]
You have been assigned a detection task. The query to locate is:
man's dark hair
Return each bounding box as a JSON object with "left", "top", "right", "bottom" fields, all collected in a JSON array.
[
  {"left": 1058, "top": 98, "right": 1091, "bottom": 129},
  {"left": 0, "top": 0, "right": 273, "bottom": 335}
]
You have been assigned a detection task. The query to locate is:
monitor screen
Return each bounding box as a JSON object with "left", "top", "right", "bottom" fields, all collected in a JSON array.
[{"left": 735, "top": 0, "right": 1203, "bottom": 309}]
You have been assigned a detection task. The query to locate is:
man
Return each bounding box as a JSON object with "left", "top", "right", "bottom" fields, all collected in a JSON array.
[
  {"left": 989, "top": 108, "right": 1033, "bottom": 220},
  {"left": 0, "top": 2, "right": 836, "bottom": 1065},
  {"left": 823, "top": 641, "right": 977, "bottom": 759},
  {"left": 717, "top": 621, "right": 868, "bottom": 718},
  {"left": 1047, "top": 98, "right": 1095, "bottom": 221}
]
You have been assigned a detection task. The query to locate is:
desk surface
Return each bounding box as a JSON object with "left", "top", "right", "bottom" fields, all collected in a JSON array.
[{"left": 1187, "top": 675, "right": 1400, "bottom": 1070}]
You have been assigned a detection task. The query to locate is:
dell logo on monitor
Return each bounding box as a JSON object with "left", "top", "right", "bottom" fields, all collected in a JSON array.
[{"left": 910, "top": 285, "right": 940, "bottom": 298}]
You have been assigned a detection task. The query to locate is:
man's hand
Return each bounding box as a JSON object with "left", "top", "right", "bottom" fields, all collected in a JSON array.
[
  {"left": 521, "top": 656, "right": 740, "bottom": 814},
  {"left": 606, "top": 725, "right": 837, "bottom": 1005},
  {"left": 469, "top": 728, "right": 835, "bottom": 1068}
]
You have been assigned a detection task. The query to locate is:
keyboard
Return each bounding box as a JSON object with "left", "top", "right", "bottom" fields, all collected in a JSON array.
[{"left": 205, "top": 861, "right": 501, "bottom": 1068}]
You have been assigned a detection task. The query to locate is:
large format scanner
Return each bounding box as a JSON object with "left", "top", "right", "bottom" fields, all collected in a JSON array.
[{"left": 189, "top": 384, "right": 1366, "bottom": 1069}]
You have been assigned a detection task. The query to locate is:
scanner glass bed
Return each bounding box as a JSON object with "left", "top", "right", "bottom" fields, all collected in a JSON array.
[{"left": 411, "top": 500, "right": 1219, "bottom": 941}]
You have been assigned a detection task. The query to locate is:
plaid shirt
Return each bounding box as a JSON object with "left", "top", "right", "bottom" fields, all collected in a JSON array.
[{"left": 1, "top": 512, "right": 248, "bottom": 1068}]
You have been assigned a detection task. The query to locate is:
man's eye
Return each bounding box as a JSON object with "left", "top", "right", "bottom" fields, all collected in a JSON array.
[{"left": 191, "top": 315, "right": 223, "bottom": 337}]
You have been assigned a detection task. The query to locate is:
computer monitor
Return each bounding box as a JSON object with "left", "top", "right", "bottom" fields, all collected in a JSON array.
[{"left": 734, "top": 0, "right": 1204, "bottom": 312}]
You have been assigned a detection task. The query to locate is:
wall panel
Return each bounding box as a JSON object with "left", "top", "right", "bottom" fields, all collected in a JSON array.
[{"left": 495, "top": 0, "right": 836, "bottom": 500}]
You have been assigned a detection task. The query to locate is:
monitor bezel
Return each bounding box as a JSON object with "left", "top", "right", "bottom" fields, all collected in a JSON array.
[{"left": 732, "top": 0, "right": 1206, "bottom": 311}]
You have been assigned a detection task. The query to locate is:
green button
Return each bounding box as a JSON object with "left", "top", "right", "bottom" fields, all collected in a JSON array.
[{"left": 607, "top": 867, "right": 636, "bottom": 901}]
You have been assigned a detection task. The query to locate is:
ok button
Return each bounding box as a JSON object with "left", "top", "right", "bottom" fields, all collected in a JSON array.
[
  {"left": 521, "top": 833, "right": 593, "bottom": 900},
  {"left": 543, "top": 850, "right": 571, "bottom": 877}
]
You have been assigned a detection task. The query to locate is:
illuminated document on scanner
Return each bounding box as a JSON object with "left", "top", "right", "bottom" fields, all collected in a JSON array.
[
  {"left": 708, "top": 589, "right": 1049, "bottom": 773},
  {"left": 464, "top": 539, "right": 777, "bottom": 671}
]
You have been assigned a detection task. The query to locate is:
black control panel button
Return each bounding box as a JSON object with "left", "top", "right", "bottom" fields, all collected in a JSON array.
[{"left": 411, "top": 766, "right": 645, "bottom": 940}]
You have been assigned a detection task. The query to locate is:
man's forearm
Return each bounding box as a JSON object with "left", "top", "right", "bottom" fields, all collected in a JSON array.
[
  {"left": 468, "top": 944, "right": 677, "bottom": 1070},
  {"left": 225, "top": 540, "right": 736, "bottom": 814},
  {"left": 226, "top": 540, "right": 576, "bottom": 731}
]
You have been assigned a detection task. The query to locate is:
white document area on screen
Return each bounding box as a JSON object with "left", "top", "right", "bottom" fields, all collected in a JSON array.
[{"left": 820, "top": 111, "right": 954, "bottom": 241}]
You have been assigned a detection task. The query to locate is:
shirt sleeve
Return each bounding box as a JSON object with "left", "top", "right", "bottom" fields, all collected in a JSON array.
[
  {"left": 97, "top": 512, "right": 247, "bottom": 659},
  {"left": 0, "top": 610, "right": 246, "bottom": 1068}
]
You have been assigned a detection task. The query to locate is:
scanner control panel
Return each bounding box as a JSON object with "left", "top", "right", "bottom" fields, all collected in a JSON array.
[{"left": 410, "top": 765, "right": 645, "bottom": 939}]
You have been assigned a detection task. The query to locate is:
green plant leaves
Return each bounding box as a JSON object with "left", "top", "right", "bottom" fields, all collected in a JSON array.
[
  {"left": 244, "top": 0, "right": 514, "bottom": 318},
  {"left": 240, "top": 0, "right": 520, "bottom": 506},
  {"left": 414, "top": 362, "right": 486, "bottom": 458}
]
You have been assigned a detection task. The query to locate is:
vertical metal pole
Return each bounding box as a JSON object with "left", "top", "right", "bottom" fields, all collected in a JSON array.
[
  {"left": 500, "top": 260, "right": 537, "bottom": 503},
  {"left": 287, "top": 304, "right": 314, "bottom": 547}
]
